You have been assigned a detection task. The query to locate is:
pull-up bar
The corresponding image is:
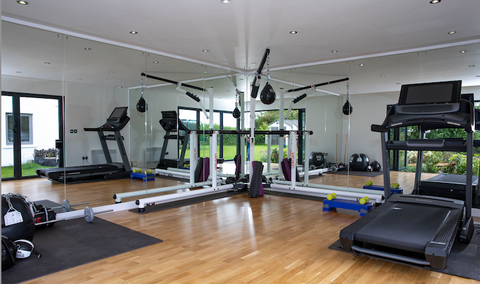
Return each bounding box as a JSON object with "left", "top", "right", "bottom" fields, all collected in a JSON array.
[
  {"left": 286, "top": 77, "right": 349, "bottom": 93},
  {"left": 141, "top": 73, "right": 207, "bottom": 92},
  {"left": 202, "top": 129, "right": 313, "bottom": 135}
]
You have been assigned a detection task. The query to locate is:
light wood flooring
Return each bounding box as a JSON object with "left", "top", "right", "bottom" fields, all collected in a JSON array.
[{"left": 2, "top": 171, "right": 480, "bottom": 283}]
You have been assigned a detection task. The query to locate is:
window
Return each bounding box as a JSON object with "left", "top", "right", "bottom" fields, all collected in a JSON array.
[{"left": 6, "top": 113, "right": 33, "bottom": 145}]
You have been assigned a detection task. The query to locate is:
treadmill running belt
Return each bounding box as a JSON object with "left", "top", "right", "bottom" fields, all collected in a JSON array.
[{"left": 355, "top": 203, "right": 451, "bottom": 253}]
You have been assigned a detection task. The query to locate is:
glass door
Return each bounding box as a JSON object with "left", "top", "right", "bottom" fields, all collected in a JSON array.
[{"left": 1, "top": 92, "right": 63, "bottom": 180}]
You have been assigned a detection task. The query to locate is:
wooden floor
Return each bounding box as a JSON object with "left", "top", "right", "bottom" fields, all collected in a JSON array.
[{"left": 2, "top": 171, "right": 480, "bottom": 283}]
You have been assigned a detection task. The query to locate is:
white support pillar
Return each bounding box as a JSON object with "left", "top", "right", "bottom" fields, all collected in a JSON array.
[
  {"left": 290, "top": 131, "right": 296, "bottom": 188},
  {"left": 190, "top": 131, "right": 197, "bottom": 184},
  {"left": 278, "top": 91, "right": 285, "bottom": 179},
  {"left": 267, "top": 135, "right": 272, "bottom": 173},
  {"left": 240, "top": 91, "right": 245, "bottom": 176},
  {"left": 249, "top": 93, "right": 255, "bottom": 181},
  {"left": 212, "top": 131, "right": 218, "bottom": 189},
  {"left": 304, "top": 132, "right": 310, "bottom": 185}
]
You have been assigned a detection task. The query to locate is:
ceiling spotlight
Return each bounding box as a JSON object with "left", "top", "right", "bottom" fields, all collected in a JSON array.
[
  {"left": 251, "top": 63, "right": 257, "bottom": 66},
  {"left": 380, "top": 74, "right": 385, "bottom": 77},
  {"left": 44, "top": 62, "right": 51, "bottom": 65},
  {"left": 448, "top": 31, "right": 457, "bottom": 35},
  {"left": 202, "top": 49, "right": 209, "bottom": 53},
  {"left": 16, "top": 0, "right": 28, "bottom": 5},
  {"left": 331, "top": 50, "right": 338, "bottom": 53},
  {"left": 460, "top": 50, "right": 467, "bottom": 54},
  {"left": 84, "top": 47, "right": 91, "bottom": 51},
  {"left": 359, "top": 63, "right": 365, "bottom": 67},
  {"left": 130, "top": 31, "right": 138, "bottom": 35},
  {"left": 429, "top": 0, "right": 441, "bottom": 3},
  {"left": 469, "top": 65, "right": 476, "bottom": 68},
  {"left": 221, "top": 0, "right": 231, "bottom": 3},
  {"left": 153, "top": 61, "right": 159, "bottom": 64},
  {"left": 289, "top": 31, "right": 298, "bottom": 34},
  {"left": 109, "top": 71, "right": 115, "bottom": 73},
  {"left": 16, "top": 71, "right": 22, "bottom": 73}
]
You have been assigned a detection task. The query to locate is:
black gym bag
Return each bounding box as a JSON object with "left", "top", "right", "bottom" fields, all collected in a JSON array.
[{"left": 33, "top": 203, "right": 56, "bottom": 228}]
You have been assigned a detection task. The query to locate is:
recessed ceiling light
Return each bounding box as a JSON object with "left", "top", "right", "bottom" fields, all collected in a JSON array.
[
  {"left": 359, "top": 63, "right": 365, "bottom": 67},
  {"left": 202, "top": 49, "right": 209, "bottom": 53},
  {"left": 16, "top": 0, "right": 28, "bottom": 5},
  {"left": 448, "top": 31, "right": 457, "bottom": 35},
  {"left": 289, "top": 31, "right": 298, "bottom": 34},
  {"left": 251, "top": 63, "right": 257, "bottom": 66},
  {"left": 469, "top": 65, "right": 476, "bottom": 67},
  {"left": 109, "top": 71, "right": 115, "bottom": 73},
  {"left": 430, "top": 0, "right": 441, "bottom": 3},
  {"left": 84, "top": 47, "right": 91, "bottom": 51},
  {"left": 16, "top": 71, "right": 22, "bottom": 73},
  {"left": 44, "top": 62, "right": 50, "bottom": 65},
  {"left": 286, "top": 73, "right": 290, "bottom": 75},
  {"left": 153, "top": 61, "right": 159, "bottom": 64},
  {"left": 220, "top": 0, "right": 231, "bottom": 3},
  {"left": 380, "top": 74, "right": 385, "bottom": 77},
  {"left": 460, "top": 50, "right": 467, "bottom": 54},
  {"left": 331, "top": 50, "right": 338, "bottom": 53},
  {"left": 130, "top": 31, "right": 138, "bottom": 35}
]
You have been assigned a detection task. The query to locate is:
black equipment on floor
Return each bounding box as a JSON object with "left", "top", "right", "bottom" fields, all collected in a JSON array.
[
  {"left": 1, "top": 194, "right": 35, "bottom": 242},
  {"left": 419, "top": 173, "right": 478, "bottom": 201},
  {"left": 349, "top": 153, "right": 370, "bottom": 171},
  {"left": 37, "top": 107, "right": 132, "bottom": 183},
  {"left": 340, "top": 80, "right": 475, "bottom": 270},
  {"left": 156, "top": 111, "right": 190, "bottom": 169},
  {"left": 308, "top": 152, "right": 325, "bottom": 169}
]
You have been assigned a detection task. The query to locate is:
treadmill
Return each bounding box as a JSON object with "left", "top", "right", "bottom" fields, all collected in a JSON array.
[
  {"left": 37, "top": 107, "right": 132, "bottom": 183},
  {"left": 156, "top": 111, "right": 190, "bottom": 169},
  {"left": 340, "top": 80, "right": 475, "bottom": 270}
]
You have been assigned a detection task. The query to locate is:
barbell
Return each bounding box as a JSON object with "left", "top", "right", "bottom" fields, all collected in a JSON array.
[{"left": 35, "top": 207, "right": 113, "bottom": 226}]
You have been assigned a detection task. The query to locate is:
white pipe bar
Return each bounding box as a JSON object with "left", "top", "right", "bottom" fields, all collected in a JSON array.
[
  {"left": 249, "top": 92, "right": 255, "bottom": 180},
  {"left": 298, "top": 168, "right": 328, "bottom": 177},
  {"left": 165, "top": 168, "right": 189, "bottom": 173},
  {"left": 269, "top": 183, "right": 383, "bottom": 203},
  {"left": 278, "top": 92, "right": 285, "bottom": 180},
  {"left": 267, "top": 135, "right": 272, "bottom": 173},
  {"left": 136, "top": 184, "right": 234, "bottom": 209},
  {"left": 271, "top": 180, "right": 383, "bottom": 198},
  {"left": 114, "top": 181, "right": 215, "bottom": 203},
  {"left": 240, "top": 90, "right": 245, "bottom": 176},
  {"left": 190, "top": 131, "right": 197, "bottom": 184},
  {"left": 156, "top": 169, "right": 190, "bottom": 177}
]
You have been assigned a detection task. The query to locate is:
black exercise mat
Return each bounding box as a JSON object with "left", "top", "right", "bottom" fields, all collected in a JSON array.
[
  {"left": 130, "top": 190, "right": 245, "bottom": 214},
  {"left": 2, "top": 217, "right": 162, "bottom": 283},
  {"left": 328, "top": 225, "right": 480, "bottom": 280},
  {"left": 328, "top": 170, "right": 383, "bottom": 177}
]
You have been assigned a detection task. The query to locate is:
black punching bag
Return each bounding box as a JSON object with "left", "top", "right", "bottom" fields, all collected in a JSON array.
[
  {"left": 342, "top": 99, "right": 353, "bottom": 115},
  {"left": 136, "top": 97, "right": 147, "bottom": 113},
  {"left": 260, "top": 82, "right": 276, "bottom": 105},
  {"left": 233, "top": 106, "right": 240, "bottom": 119}
]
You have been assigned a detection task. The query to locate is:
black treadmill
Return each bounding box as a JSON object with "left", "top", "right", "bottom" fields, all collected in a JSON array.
[
  {"left": 340, "top": 80, "right": 475, "bottom": 270},
  {"left": 37, "top": 107, "right": 132, "bottom": 183},
  {"left": 156, "top": 111, "right": 190, "bottom": 169}
]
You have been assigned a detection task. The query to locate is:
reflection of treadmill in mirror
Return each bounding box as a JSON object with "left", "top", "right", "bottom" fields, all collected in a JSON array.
[
  {"left": 340, "top": 80, "right": 475, "bottom": 270},
  {"left": 156, "top": 111, "right": 190, "bottom": 170},
  {"left": 418, "top": 93, "right": 479, "bottom": 202},
  {"left": 36, "top": 107, "right": 132, "bottom": 183}
]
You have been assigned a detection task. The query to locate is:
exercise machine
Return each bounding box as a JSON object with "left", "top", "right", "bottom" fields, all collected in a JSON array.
[
  {"left": 340, "top": 80, "right": 475, "bottom": 269},
  {"left": 156, "top": 111, "right": 190, "bottom": 169},
  {"left": 37, "top": 107, "right": 132, "bottom": 183}
]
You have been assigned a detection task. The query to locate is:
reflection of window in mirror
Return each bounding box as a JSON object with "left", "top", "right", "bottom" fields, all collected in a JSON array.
[{"left": 6, "top": 113, "right": 33, "bottom": 145}]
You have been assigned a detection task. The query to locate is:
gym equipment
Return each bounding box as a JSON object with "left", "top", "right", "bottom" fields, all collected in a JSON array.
[
  {"left": 37, "top": 107, "right": 132, "bottom": 183},
  {"left": 33, "top": 203, "right": 56, "bottom": 228},
  {"left": 308, "top": 152, "right": 325, "bottom": 169},
  {"left": 419, "top": 173, "right": 478, "bottom": 200},
  {"left": 323, "top": 198, "right": 373, "bottom": 216},
  {"left": 340, "top": 80, "right": 475, "bottom": 270},
  {"left": 363, "top": 184, "right": 403, "bottom": 194},
  {"left": 2, "top": 236, "right": 17, "bottom": 271},
  {"left": 157, "top": 111, "right": 191, "bottom": 169},
  {"left": 130, "top": 170, "right": 155, "bottom": 182},
  {"left": 34, "top": 207, "right": 112, "bottom": 226},
  {"left": 136, "top": 97, "right": 147, "bottom": 113},
  {"left": 327, "top": 193, "right": 337, "bottom": 200},
  {"left": 14, "top": 239, "right": 36, "bottom": 259},
  {"left": 370, "top": 160, "right": 381, "bottom": 171},
  {"left": 365, "top": 181, "right": 373, "bottom": 186},
  {"left": 248, "top": 161, "right": 265, "bottom": 198},
  {"left": 342, "top": 100, "right": 353, "bottom": 115},
  {"left": 349, "top": 153, "right": 370, "bottom": 171},
  {"left": 260, "top": 82, "right": 276, "bottom": 105},
  {"left": 2, "top": 193, "right": 35, "bottom": 242}
]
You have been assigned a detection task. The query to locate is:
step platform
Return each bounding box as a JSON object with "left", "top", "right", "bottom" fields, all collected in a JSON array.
[
  {"left": 130, "top": 172, "right": 155, "bottom": 182},
  {"left": 363, "top": 185, "right": 403, "bottom": 194},
  {"left": 323, "top": 199, "right": 374, "bottom": 216}
]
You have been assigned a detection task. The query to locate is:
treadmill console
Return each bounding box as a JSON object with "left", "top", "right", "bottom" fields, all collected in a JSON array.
[
  {"left": 107, "top": 107, "right": 128, "bottom": 124},
  {"left": 396, "top": 80, "right": 462, "bottom": 115}
]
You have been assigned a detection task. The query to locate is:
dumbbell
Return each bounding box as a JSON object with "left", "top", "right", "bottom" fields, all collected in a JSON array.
[
  {"left": 359, "top": 196, "right": 370, "bottom": 205},
  {"left": 35, "top": 207, "right": 113, "bottom": 226},
  {"left": 327, "top": 193, "right": 337, "bottom": 200}
]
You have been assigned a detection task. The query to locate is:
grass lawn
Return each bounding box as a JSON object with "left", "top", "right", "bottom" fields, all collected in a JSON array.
[
  {"left": 1, "top": 162, "right": 54, "bottom": 178},
  {"left": 184, "top": 144, "right": 279, "bottom": 161}
]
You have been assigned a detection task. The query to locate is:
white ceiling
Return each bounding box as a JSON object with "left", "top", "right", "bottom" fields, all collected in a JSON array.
[{"left": 2, "top": 0, "right": 480, "bottom": 97}]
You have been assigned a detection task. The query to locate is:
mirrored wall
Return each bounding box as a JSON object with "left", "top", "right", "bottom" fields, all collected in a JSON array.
[{"left": 2, "top": 20, "right": 480, "bottom": 211}]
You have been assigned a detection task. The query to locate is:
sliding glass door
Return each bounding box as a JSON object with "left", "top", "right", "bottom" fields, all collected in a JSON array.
[{"left": 1, "top": 92, "right": 63, "bottom": 179}]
